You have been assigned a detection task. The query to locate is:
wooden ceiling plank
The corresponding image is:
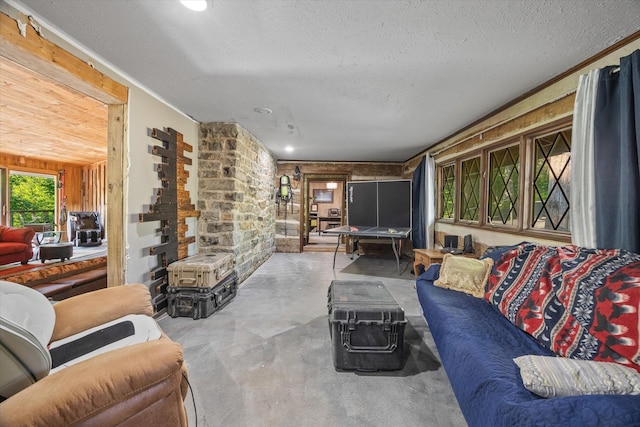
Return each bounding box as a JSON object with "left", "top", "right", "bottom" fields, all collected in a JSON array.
[{"left": 0, "top": 54, "right": 108, "bottom": 165}]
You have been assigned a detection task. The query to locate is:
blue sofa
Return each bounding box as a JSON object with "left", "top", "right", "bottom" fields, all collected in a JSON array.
[{"left": 416, "top": 264, "right": 640, "bottom": 427}]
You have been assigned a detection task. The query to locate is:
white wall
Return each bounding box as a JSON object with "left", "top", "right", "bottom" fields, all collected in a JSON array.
[{"left": 126, "top": 87, "right": 199, "bottom": 284}]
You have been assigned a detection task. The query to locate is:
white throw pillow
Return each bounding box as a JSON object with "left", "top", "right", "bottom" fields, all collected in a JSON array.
[{"left": 514, "top": 355, "right": 640, "bottom": 398}]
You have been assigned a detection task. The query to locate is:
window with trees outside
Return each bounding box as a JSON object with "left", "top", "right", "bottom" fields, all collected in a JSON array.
[
  {"left": 460, "top": 156, "right": 481, "bottom": 222},
  {"left": 488, "top": 144, "right": 519, "bottom": 227},
  {"left": 436, "top": 120, "right": 572, "bottom": 239},
  {"left": 531, "top": 128, "right": 572, "bottom": 232},
  {"left": 440, "top": 164, "right": 455, "bottom": 219},
  {"left": 9, "top": 172, "right": 56, "bottom": 228}
]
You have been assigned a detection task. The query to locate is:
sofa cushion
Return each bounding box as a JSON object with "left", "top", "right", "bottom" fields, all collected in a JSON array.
[
  {"left": 514, "top": 355, "right": 640, "bottom": 398},
  {"left": 0, "top": 226, "right": 34, "bottom": 244},
  {"left": 434, "top": 254, "right": 493, "bottom": 298},
  {"left": 0, "top": 241, "right": 30, "bottom": 255}
]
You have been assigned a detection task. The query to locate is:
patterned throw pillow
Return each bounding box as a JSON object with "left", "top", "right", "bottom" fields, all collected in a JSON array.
[
  {"left": 514, "top": 355, "right": 640, "bottom": 398},
  {"left": 434, "top": 254, "right": 494, "bottom": 298}
]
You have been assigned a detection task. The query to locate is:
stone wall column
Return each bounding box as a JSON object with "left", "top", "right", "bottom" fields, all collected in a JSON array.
[{"left": 198, "top": 122, "right": 276, "bottom": 281}]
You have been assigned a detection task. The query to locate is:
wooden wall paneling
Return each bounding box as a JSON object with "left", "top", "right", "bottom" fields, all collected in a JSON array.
[
  {"left": 88, "top": 162, "right": 105, "bottom": 210},
  {"left": 62, "top": 166, "right": 82, "bottom": 213},
  {"left": 80, "top": 161, "right": 107, "bottom": 229},
  {"left": 435, "top": 94, "right": 575, "bottom": 161}
]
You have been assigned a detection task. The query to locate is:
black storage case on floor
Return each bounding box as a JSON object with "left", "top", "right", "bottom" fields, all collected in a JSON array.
[
  {"left": 327, "top": 280, "right": 407, "bottom": 371},
  {"left": 167, "top": 272, "right": 237, "bottom": 320}
]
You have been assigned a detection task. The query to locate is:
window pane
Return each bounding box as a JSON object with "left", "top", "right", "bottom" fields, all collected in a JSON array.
[
  {"left": 532, "top": 129, "right": 571, "bottom": 232},
  {"left": 440, "top": 164, "right": 455, "bottom": 219},
  {"left": 488, "top": 145, "right": 519, "bottom": 226},
  {"left": 460, "top": 157, "right": 480, "bottom": 221}
]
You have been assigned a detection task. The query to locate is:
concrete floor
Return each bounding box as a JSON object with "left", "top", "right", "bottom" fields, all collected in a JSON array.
[{"left": 159, "top": 252, "right": 466, "bottom": 427}]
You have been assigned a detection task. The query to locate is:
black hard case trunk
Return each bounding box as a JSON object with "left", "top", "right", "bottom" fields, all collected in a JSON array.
[
  {"left": 327, "top": 280, "right": 407, "bottom": 371},
  {"left": 167, "top": 272, "right": 237, "bottom": 319}
]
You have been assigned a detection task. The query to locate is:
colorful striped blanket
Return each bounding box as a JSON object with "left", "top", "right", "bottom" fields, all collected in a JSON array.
[{"left": 485, "top": 243, "right": 640, "bottom": 372}]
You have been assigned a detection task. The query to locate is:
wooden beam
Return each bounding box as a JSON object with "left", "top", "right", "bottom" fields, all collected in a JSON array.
[
  {"left": 107, "top": 104, "right": 126, "bottom": 287},
  {"left": 435, "top": 94, "right": 575, "bottom": 160},
  {"left": 0, "top": 12, "right": 127, "bottom": 104}
]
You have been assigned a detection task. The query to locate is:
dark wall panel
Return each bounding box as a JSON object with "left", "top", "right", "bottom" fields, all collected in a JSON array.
[
  {"left": 378, "top": 181, "right": 412, "bottom": 228},
  {"left": 346, "top": 181, "right": 378, "bottom": 227},
  {"left": 346, "top": 180, "right": 411, "bottom": 229}
]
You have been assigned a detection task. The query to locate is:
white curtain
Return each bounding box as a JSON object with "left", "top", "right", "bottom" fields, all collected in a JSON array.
[
  {"left": 570, "top": 68, "right": 599, "bottom": 248},
  {"left": 425, "top": 155, "right": 436, "bottom": 249}
]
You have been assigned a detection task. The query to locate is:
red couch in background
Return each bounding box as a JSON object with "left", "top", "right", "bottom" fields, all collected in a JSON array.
[{"left": 0, "top": 225, "right": 35, "bottom": 265}]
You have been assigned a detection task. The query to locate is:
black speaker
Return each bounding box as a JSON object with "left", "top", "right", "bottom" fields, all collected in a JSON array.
[
  {"left": 443, "top": 235, "right": 458, "bottom": 250},
  {"left": 463, "top": 234, "right": 474, "bottom": 253}
]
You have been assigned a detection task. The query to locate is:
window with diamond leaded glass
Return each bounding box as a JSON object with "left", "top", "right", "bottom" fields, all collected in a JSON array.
[
  {"left": 532, "top": 129, "right": 571, "bottom": 232},
  {"left": 460, "top": 157, "right": 480, "bottom": 221},
  {"left": 440, "top": 164, "right": 455, "bottom": 219},
  {"left": 488, "top": 144, "right": 519, "bottom": 226}
]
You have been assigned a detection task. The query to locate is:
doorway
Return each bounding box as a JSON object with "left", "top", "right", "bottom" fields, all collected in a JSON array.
[
  {"left": 1, "top": 14, "right": 128, "bottom": 286},
  {"left": 302, "top": 173, "right": 348, "bottom": 252}
]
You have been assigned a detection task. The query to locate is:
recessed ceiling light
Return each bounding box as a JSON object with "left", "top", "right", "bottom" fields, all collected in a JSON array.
[
  {"left": 254, "top": 107, "right": 273, "bottom": 115},
  {"left": 180, "top": 0, "right": 207, "bottom": 12},
  {"left": 285, "top": 146, "right": 294, "bottom": 152}
]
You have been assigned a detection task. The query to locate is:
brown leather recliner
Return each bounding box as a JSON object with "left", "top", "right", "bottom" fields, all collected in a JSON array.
[{"left": 0, "top": 282, "right": 189, "bottom": 426}]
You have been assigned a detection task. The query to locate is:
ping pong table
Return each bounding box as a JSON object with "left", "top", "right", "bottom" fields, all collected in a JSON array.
[{"left": 323, "top": 225, "right": 411, "bottom": 274}]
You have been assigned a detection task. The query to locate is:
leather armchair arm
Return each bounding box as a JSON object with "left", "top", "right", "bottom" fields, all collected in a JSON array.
[
  {"left": 0, "top": 340, "right": 188, "bottom": 427},
  {"left": 51, "top": 283, "right": 153, "bottom": 342}
]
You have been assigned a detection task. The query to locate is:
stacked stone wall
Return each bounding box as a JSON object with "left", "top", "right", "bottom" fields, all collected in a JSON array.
[{"left": 198, "top": 123, "right": 277, "bottom": 281}]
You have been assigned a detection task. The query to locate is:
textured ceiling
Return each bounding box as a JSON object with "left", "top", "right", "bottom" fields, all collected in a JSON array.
[{"left": 7, "top": 0, "right": 640, "bottom": 162}]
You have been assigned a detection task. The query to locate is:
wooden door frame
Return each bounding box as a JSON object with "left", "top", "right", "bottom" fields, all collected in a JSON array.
[
  {"left": 300, "top": 172, "right": 350, "bottom": 252},
  {"left": 0, "top": 11, "right": 128, "bottom": 286}
]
